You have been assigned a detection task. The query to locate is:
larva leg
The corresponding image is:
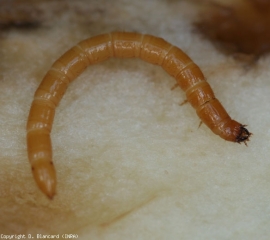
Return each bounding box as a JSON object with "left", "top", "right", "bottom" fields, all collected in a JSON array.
[
  {"left": 179, "top": 99, "right": 188, "bottom": 106},
  {"left": 171, "top": 83, "right": 179, "bottom": 91}
]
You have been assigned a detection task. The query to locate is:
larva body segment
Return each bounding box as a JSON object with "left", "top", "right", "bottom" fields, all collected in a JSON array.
[
  {"left": 111, "top": 32, "right": 142, "bottom": 58},
  {"left": 78, "top": 34, "right": 113, "bottom": 64},
  {"left": 140, "top": 34, "right": 172, "bottom": 64},
  {"left": 27, "top": 32, "right": 251, "bottom": 199}
]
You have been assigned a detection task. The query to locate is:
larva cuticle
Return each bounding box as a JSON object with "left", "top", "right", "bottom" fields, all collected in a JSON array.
[{"left": 26, "top": 32, "right": 251, "bottom": 199}]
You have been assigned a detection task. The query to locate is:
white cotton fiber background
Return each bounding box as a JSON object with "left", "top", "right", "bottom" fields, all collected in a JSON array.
[{"left": 0, "top": 0, "right": 269, "bottom": 239}]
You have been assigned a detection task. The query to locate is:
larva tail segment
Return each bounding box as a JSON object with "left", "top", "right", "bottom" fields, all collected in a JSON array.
[
  {"left": 236, "top": 125, "right": 252, "bottom": 146},
  {"left": 31, "top": 160, "right": 56, "bottom": 199}
]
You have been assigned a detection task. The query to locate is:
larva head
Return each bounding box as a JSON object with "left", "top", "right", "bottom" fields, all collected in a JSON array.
[
  {"left": 236, "top": 124, "right": 252, "bottom": 146},
  {"left": 221, "top": 120, "right": 251, "bottom": 145},
  {"left": 31, "top": 160, "right": 56, "bottom": 199}
]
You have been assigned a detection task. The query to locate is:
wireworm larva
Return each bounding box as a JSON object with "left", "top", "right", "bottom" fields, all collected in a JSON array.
[{"left": 26, "top": 32, "right": 251, "bottom": 199}]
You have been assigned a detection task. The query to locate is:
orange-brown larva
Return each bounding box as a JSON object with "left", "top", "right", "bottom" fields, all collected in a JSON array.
[{"left": 26, "top": 32, "right": 251, "bottom": 199}]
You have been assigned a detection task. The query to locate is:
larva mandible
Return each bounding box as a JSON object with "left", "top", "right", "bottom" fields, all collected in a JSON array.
[{"left": 26, "top": 32, "right": 251, "bottom": 199}]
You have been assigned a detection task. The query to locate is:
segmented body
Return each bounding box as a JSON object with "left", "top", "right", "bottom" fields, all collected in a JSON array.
[{"left": 26, "top": 32, "right": 251, "bottom": 199}]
